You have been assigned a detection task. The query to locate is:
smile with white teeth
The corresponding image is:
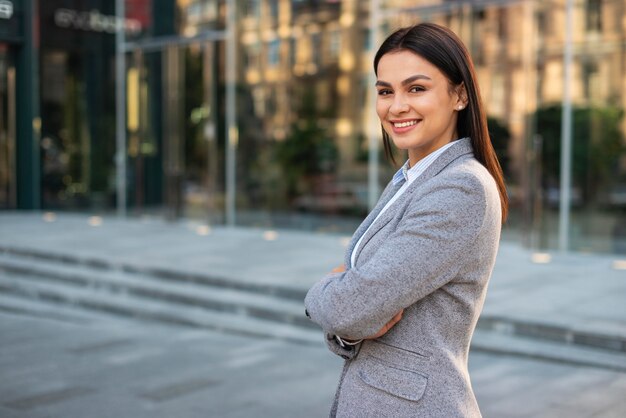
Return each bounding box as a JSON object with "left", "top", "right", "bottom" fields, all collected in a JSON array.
[{"left": 393, "top": 120, "right": 418, "bottom": 128}]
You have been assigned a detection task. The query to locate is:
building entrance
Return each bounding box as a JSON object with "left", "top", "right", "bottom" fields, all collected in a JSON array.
[{"left": 125, "top": 41, "right": 223, "bottom": 223}]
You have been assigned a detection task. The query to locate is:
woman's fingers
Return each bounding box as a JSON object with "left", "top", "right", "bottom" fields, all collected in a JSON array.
[
  {"left": 365, "top": 309, "right": 404, "bottom": 340},
  {"left": 384, "top": 309, "right": 404, "bottom": 332},
  {"left": 391, "top": 309, "right": 404, "bottom": 324},
  {"left": 331, "top": 264, "right": 346, "bottom": 273}
]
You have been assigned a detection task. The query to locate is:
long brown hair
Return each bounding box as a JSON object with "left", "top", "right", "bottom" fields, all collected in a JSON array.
[{"left": 374, "top": 23, "right": 508, "bottom": 222}]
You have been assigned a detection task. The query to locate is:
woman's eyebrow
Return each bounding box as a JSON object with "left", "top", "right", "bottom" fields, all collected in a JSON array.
[
  {"left": 375, "top": 74, "right": 432, "bottom": 88},
  {"left": 401, "top": 74, "right": 432, "bottom": 85}
]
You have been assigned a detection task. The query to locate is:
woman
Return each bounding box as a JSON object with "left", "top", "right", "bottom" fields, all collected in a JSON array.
[{"left": 304, "top": 23, "right": 508, "bottom": 417}]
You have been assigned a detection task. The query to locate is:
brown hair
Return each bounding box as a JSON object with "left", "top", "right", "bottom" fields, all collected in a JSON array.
[{"left": 374, "top": 23, "right": 508, "bottom": 222}]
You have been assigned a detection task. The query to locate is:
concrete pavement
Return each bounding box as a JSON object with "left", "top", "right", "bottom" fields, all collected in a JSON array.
[
  {"left": 0, "top": 211, "right": 625, "bottom": 354},
  {"left": 1, "top": 311, "right": 626, "bottom": 418},
  {"left": 1, "top": 211, "right": 626, "bottom": 417}
]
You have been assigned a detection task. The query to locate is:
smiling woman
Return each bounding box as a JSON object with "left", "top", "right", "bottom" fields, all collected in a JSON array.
[
  {"left": 375, "top": 51, "right": 466, "bottom": 166},
  {"left": 305, "top": 23, "right": 508, "bottom": 417}
]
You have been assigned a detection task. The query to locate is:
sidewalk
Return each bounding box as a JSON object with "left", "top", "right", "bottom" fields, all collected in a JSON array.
[
  {"left": 1, "top": 211, "right": 625, "bottom": 361},
  {"left": 3, "top": 311, "right": 626, "bottom": 418}
]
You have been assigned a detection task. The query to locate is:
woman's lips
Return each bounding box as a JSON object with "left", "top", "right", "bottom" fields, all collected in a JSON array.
[{"left": 390, "top": 119, "right": 420, "bottom": 134}]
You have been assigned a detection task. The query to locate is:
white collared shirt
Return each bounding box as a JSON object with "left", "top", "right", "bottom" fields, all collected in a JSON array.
[{"left": 350, "top": 140, "right": 460, "bottom": 268}]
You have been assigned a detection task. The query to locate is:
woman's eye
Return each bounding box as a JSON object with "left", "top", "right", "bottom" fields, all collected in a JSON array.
[
  {"left": 377, "top": 89, "right": 392, "bottom": 96},
  {"left": 409, "top": 85, "right": 425, "bottom": 93}
]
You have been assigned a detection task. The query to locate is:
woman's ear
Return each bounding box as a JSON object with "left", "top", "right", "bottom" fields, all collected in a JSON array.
[{"left": 455, "top": 83, "right": 468, "bottom": 110}]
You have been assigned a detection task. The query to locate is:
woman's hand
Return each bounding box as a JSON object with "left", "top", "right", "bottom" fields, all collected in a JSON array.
[
  {"left": 329, "top": 264, "right": 404, "bottom": 341},
  {"left": 342, "top": 309, "right": 404, "bottom": 344},
  {"left": 331, "top": 264, "right": 346, "bottom": 273},
  {"left": 364, "top": 309, "right": 404, "bottom": 340}
]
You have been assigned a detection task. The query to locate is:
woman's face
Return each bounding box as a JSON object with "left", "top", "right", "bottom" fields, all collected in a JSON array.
[{"left": 376, "top": 50, "right": 466, "bottom": 166}]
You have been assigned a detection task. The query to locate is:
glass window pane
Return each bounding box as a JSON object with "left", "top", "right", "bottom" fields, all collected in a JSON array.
[{"left": 235, "top": 0, "right": 373, "bottom": 232}]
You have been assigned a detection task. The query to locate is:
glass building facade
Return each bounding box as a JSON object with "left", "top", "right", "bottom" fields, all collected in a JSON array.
[{"left": 3, "top": 0, "right": 626, "bottom": 254}]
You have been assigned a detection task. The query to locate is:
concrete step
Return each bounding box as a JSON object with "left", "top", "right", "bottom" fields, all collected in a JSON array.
[
  {"left": 0, "top": 271, "right": 321, "bottom": 345},
  {"left": 0, "top": 245, "right": 306, "bottom": 301},
  {"left": 476, "top": 314, "right": 626, "bottom": 355},
  {"left": 3, "top": 278, "right": 623, "bottom": 372},
  {"left": 0, "top": 253, "right": 314, "bottom": 330},
  {"left": 471, "top": 329, "right": 626, "bottom": 372},
  {"left": 2, "top": 247, "right": 626, "bottom": 370},
  {"left": 0, "top": 293, "right": 111, "bottom": 325}
]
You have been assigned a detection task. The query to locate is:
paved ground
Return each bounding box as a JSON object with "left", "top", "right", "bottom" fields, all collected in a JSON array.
[
  {"left": 1, "top": 311, "right": 626, "bottom": 418},
  {"left": 1, "top": 211, "right": 626, "bottom": 417},
  {"left": 0, "top": 211, "right": 625, "bottom": 344}
]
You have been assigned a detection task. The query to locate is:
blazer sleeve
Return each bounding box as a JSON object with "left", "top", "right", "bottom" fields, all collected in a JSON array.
[
  {"left": 306, "top": 273, "right": 363, "bottom": 359},
  {"left": 304, "top": 173, "right": 491, "bottom": 340}
]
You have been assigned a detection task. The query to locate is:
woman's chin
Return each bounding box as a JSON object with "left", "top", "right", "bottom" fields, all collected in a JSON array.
[{"left": 389, "top": 139, "right": 416, "bottom": 151}]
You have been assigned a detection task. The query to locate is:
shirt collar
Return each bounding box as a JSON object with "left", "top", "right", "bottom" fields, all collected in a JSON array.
[
  {"left": 392, "top": 160, "right": 410, "bottom": 185},
  {"left": 391, "top": 138, "right": 467, "bottom": 186}
]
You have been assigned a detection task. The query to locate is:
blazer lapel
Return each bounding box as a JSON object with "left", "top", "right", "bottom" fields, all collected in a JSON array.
[
  {"left": 350, "top": 138, "right": 474, "bottom": 267},
  {"left": 344, "top": 181, "right": 404, "bottom": 267},
  {"left": 411, "top": 138, "right": 474, "bottom": 187}
]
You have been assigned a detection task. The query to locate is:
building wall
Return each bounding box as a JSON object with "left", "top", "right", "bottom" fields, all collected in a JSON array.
[{"left": 3, "top": 0, "right": 626, "bottom": 253}]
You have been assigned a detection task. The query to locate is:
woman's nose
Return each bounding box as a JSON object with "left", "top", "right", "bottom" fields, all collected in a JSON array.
[{"left": 389, "top": 94, "right": 409, "bottom": 114}]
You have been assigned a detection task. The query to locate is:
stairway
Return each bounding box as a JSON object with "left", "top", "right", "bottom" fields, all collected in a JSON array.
[
  {"left": 0, "top": 250, "right": 320, "bottom": 345},
  {"left": 2, "top": 247, "right": 626, "bottom": 372}
]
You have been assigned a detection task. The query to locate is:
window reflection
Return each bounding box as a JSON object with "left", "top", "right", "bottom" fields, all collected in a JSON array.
[{"left": 19, "top": 0, "right": 626, "bottom": 254}]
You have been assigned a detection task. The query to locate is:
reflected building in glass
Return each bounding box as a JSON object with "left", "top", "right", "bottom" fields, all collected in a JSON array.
[{"left": 2, "top": 0, "right": 626, "bottom": 254}]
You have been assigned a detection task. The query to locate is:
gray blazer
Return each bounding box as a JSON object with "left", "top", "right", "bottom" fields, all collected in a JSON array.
[{"left": 305, "top": 138, "right": 502, "bottom": 417}]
